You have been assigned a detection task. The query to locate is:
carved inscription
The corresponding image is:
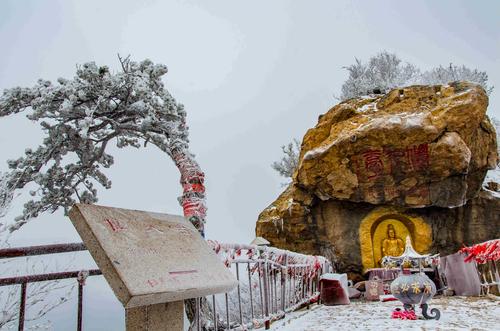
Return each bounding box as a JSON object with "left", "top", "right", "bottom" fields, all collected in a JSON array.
[
  {"left": 352, "top": 144, "right": 430, "bottom": 183},
  {"left": 351, "top": 144, "right": 431, "bottom": 204}
]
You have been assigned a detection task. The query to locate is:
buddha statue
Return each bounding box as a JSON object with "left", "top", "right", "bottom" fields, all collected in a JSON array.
[{"left": 382, "top": 224, "right": 404, "bottom": 257}]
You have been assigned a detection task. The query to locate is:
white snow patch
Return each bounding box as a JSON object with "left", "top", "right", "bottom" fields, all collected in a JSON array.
[
  {"left": 267, "top": 297, "right": 500, "bottom": 331},
  {"left": 403, "top": 113, "right": 425, "bottom": 128},
  {"left": 483, "top": 167, "right": 500, "bottom": 198},
  {"left": 484, "top": 167, "right": 500, "bottom": 185},
  {"left": 358, "top": 101, "right": 378, "bottom": 113},
  {"left": 388, "top": 116, "right": 401, "bottom": 125},
  {"left": 303, "top": 112, "right": 426, "bottom": 161},
  {"left": 304, "top": 143, "right": 333, "bottom": 160}
]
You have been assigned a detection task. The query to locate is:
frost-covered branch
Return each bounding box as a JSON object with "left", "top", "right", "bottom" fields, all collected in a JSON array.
[
  {"left": 340, "top": 51, "right": 420, "bottom": 100},
  {"left": 0, "top": 57, "right": 206, "bottom": 234},
  {"left": 0, "top": 173, "right": 14, "bottom": 219},
  {"left": 271, "top": 139, "right": 300, "bottom": 182},
  {"left": 339, "top": 51, "right": 493, "bottom": 100},
  {"left": 420, "top": 63, "right": 494, "bottom": 95}
]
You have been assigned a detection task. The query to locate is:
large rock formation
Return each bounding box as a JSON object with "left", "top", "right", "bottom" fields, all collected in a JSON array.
[
  {"left": 256, "top": 82, "right": 499, "bottom": 278},
  {"left": 298, "top": 81, "right": 497, "bottom": 208}
]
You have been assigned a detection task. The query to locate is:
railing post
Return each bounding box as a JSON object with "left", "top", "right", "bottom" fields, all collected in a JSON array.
[
  {"left": 77, "top": 270, "right": 89, "bottom": 331},
  {"left": 235, "top": 263, "right": 243, "bottom": 326},
  {"left": 262, "top": 261, "right": 270, "bottom": 330},
  {"left": 247, "top": 263, "right": 254, "bottom": 322},
  {"left": 317, "top": 265, "right": 322, "bottom": 305},
  {"left": 273, "top": 270, "right": 277, "bottom": 314},
  {"left": 258, "top": 262, "right": 264, "bottom": 319},
  {"left": 212, "top": 295, "right": 218, "bottom": 331},
  {"left": 196, "top": 297, "right": 201, "bottom": 331},
  {"left": 18, "top": 282, "right": 27, "bottom": 331},
  {"left": 269, "top": 267, "right": 274, "bottom": 315},
  {"left": 301, "top": 267, "right": 305, "bottom": 301},
  {"left": 77, "top": 281, "right": 83, "bottom": 331},
  {"left": 225, "top": 293, "right": 230, "bottom": 330},
  {"left": 281, "top": 255, "right": 287, "bottom": 312}
]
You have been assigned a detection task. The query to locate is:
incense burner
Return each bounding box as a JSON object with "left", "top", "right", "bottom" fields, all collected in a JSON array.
[{"left": 383, "top": 236, "right": 441, "bottom": 320}]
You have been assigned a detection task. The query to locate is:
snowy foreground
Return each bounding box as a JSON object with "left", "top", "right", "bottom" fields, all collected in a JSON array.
[{"left": 265, "top": 296, "right": 500, "bottom": 331}]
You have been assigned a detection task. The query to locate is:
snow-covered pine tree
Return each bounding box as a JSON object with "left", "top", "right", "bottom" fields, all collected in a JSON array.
[
  {"left": 0, "top": 56, "right": 207, "bottom": 236},
  {"left": 0, "top": 56, "right": 210, "bottom": 329}
]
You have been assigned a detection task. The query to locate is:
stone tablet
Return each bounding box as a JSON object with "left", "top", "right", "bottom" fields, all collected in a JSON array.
[{"left": 69, "top": 203, "right": 237, "bottom": 308}]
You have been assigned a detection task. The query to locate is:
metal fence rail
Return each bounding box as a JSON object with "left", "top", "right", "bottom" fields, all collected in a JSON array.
[
  {"left": 0, "top": 243, "right": 101, "bottom": 331},
  {"left": 477, "top": 260, "right": 500, "bottom": 295},
  {"left": 193, "top": 242, "right": 333, "bottom": 330},
  {"left": 0, "top": 242, "right": 332, "bottom": 331}
]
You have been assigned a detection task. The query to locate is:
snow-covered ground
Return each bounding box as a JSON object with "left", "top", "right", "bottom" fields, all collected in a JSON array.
[{"left": 267, "top": 296, "right": 500, "bottom": 331}]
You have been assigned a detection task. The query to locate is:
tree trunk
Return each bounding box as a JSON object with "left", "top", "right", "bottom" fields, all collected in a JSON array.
[
  {"left": 185, "top": 298, "right": 228, "bottom": 331},
  {"left": 171, "top": 147, "right": 207, "bottom": 235},
  {"left": 171, "top": 146, "right": 217, "bottom": 329}
]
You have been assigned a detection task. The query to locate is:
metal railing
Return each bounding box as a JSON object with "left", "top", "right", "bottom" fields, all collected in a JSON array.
[
  {"left": 0, "top": 242, "right": 332, "bottom": 331},
  {"left": 477, "top": 260, "right": 500, "bottom": 296},
  {"left": 191, "top": 242, "right": 333, "bottom": 330},
  {"left": 0, "top": 243, "right": 102, "bottom": 331}
]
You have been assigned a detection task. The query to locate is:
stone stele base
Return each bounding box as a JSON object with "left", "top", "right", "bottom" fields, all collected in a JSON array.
[{"left": 125, "top": 301, "right": 184, "bottom": 331}]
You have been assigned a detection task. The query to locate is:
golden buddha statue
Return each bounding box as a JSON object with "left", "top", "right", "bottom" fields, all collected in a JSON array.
[{"left": 382, "top": 224, "right": 404, "bottom": 257}]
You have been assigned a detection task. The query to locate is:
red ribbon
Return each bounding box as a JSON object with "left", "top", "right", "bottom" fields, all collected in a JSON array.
[{"left": 391, "top": 308, "right": 417, "bottom": 320}]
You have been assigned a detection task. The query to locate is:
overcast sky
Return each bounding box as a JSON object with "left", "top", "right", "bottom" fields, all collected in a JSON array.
[{"left": 1, "top": 0, "right": 499, "bottom": 329}]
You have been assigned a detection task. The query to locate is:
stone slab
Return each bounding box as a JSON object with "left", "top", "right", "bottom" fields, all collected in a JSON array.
[{"left": 69, "top": 203, "right": 237, "bottom": 308}]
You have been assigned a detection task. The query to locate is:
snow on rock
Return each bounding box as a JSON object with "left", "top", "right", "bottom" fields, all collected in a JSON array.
[
  {"left": 483, "top": 167, "right": 500, "bottom": 198},
  {"left": 267, "top": 297, "right": 500, "bottom": 331}
]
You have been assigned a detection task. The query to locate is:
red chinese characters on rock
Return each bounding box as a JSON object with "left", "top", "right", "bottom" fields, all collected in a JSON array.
[
  {"left": 353, "top": 144, "right": 430, "bottom": 182},
  {"left": 362, "top": 150, "right": 384, "bottom": 181},
  {"left": 407, "top": 144, "right": 430, "bottom": 172},
  {"left": 383, "top": 148, "right": 409, "bottom": 175}
]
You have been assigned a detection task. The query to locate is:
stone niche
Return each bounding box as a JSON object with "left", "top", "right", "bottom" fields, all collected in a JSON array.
[{"left": 358, "top": 207, "right": 432, "bottom": 272}]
